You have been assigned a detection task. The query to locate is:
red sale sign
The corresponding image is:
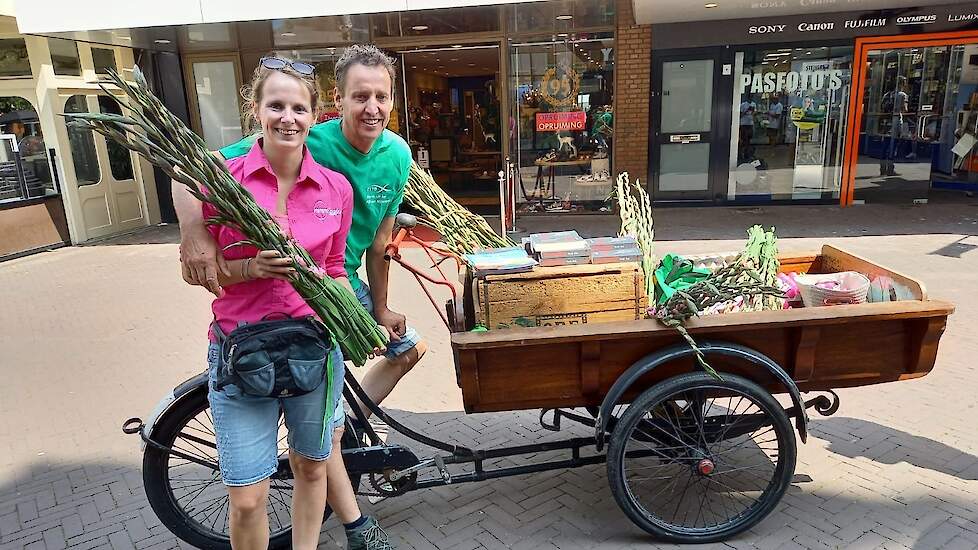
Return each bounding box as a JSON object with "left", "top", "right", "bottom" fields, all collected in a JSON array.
[{"left": 535, "top": 111, "right": 586, "bottom": 132}]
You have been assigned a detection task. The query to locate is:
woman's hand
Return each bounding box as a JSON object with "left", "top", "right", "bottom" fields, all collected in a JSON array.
[{"left": 248, "top": 250, "right": 296, "bottom": 280}]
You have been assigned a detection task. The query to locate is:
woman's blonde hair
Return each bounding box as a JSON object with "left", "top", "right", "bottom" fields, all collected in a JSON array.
[{"left": 241, "top": 56, "right": 320, "bottom": 133}]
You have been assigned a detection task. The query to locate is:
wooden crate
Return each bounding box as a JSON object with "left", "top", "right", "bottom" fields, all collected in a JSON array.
[{"left": 471, "top": 262, "right": 648, "bottom": 329}]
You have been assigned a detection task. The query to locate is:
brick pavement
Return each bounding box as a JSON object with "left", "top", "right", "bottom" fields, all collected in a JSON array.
[{"left": 1, "top": 202, "right": 977, "bottom": 549}]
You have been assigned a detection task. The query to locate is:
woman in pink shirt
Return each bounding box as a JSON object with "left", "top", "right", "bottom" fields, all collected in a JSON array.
[{"left": 204, "top": 58, "right": 392, "bottom": 549}]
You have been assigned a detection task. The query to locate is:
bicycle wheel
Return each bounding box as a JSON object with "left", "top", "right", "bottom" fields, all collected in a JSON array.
[
  {"left": 607, "top": 372, "right": 796, "bottom": 544},
  {"left": 142, "top": 387, "right": 363, "bottom": 549}
]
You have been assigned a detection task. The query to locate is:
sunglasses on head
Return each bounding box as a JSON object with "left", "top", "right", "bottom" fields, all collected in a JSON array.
[{"left": 260, "top": 57, "right": 315, "bottom": 76}]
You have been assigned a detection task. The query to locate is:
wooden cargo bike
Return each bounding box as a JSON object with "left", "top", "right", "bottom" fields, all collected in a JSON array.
[{"left": 126, "top": 216, "right": 954, "bottom": 548}]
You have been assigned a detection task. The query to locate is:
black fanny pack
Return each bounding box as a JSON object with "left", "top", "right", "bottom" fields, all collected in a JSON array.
[{"left": 213, "top": 315, "right": 332, "bottom": 398}]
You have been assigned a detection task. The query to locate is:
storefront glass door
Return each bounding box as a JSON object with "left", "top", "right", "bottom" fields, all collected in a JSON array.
[{"left": 651, "top": 54, "right": 719, "bottom": 201}]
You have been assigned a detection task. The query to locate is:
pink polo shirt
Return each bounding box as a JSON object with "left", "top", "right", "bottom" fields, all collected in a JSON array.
[{"left": 205, "top": 140, "right": 353, "bottom": 339}]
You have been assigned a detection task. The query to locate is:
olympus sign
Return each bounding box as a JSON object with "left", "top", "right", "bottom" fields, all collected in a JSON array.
[{"left": 896, "top": 14, "right": 937, "bottom": 25}]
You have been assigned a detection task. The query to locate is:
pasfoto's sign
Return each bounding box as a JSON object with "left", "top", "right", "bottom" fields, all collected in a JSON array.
[
  {"left": 536, "top": 111, "right": 586, "bottom": 132},
  {"left": 740, "top": 69, "right": 844, "bottom": 94}
]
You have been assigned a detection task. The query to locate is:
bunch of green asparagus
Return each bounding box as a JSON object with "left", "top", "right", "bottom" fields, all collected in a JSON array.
[
  {"left": 740, "top": 225, "right": 781, "bottom": 311},
  {"left": 654, "top": 257, "right": 784, "bottom": 379},
  {"left": 613, "top": 172, "right": 656, "bottom": 298},
  {"left": 66, "top": 68, "right": 387, "bottom": 366},
  {"left": 404, "top": 163, "right": 516, "bottom": 256}
]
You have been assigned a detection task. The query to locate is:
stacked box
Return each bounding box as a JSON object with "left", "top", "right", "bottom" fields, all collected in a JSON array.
[
  {"left": 587, "top": 236, "right": 642, "bottom": 264},
  {"left": 472, "top": 262, "right": 648, "bottom": 329}
]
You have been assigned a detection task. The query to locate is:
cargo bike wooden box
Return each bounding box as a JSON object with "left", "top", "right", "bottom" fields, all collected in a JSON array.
[
  {"left": 450, "top": 244, "right": 953, "bottom": 542},
  {"left": 125, "top": 234, "right": 953, "bottom": 548}
]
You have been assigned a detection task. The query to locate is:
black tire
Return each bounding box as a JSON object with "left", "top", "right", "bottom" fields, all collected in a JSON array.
[
  {"left": 607, "top": 372, "right": 796, "bottom": 544},
  {"left": 142, "top": 387, "right": 363, "bottom": 549}
]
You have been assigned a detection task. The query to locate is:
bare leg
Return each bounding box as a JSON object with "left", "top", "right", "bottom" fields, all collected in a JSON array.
[
  {"left": 289, "top": 451, "right": 329, "bottom": 550},
  {"left": 355, "top": 340, "right": 428, "bottom": 418},
  {"left": 325, "top": 426, "right": 362, "bottom": 523},
  {"left": 227, "top": 481, "right": 270, "bottom": 550}
]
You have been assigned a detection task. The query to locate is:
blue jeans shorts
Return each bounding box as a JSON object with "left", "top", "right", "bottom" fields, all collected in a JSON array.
[
  {"left": 206, "top": 342, "right": 346, "bottom": 487},
  {"left": 355, "top": 282, "right": 422, "bottom": 359}
]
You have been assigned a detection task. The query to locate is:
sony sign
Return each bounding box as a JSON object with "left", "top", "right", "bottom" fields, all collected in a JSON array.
[
  {"left": 740, "top": 69, "right": 844, "bottom": 94},
  {"left": 748, "top": 24, "right": 786, "bottom": 34}
]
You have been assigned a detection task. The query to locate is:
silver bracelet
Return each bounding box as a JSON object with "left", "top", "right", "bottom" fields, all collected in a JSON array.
[{"left": 242, "top": 257, "right": 252, "bottom": 280}]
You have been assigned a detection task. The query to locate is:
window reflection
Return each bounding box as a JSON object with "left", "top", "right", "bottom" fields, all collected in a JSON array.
[
  {"left": 730, "top": 46, "right": 851, "bottom": 201},
  {"left": 98, "top": 96, "right": 134, "bottom": 181},
  {"left": 48, "top": 38, "right": 81, "bottom": 76},
  {"left": 0, "top": 39, "right": 31, "bottom": 78},
  {"left": 512, "top": 37, "right": 614, "bottom": 213},
  {"left": 64, "top": 95, "right": 101, "bottom": 186},
  {"left": 371, "top": 6, "right": 499, "bottom": 38},
  {"left": 0, "top": 97, "right": 53, "bottom": 202}
]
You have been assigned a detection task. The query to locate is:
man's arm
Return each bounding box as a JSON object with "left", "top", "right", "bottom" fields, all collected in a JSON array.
[
  {"left": 365, "top": 215, "right": 405, "bottom": 341},
  {"left": 172, "top": 153, "right": 231, "bottom": 297}
]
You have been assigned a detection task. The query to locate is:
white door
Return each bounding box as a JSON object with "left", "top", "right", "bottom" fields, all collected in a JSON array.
[{"left": 60, "top": 92, "right": 147, "bottom": 241}]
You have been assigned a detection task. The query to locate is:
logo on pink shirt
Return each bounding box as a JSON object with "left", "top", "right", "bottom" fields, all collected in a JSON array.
[{"left": 313, "top": 200, "right": 342, "bottom": 220}]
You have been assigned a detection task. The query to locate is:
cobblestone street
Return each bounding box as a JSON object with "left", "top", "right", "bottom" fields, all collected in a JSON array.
[{"left": 1, "top": 202, "right": 977, "bottom": 550}]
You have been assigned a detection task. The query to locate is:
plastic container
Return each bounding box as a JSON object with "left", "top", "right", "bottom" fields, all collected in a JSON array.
[{"left": 794, "top": 271, "right": 871, "bottom": 307}]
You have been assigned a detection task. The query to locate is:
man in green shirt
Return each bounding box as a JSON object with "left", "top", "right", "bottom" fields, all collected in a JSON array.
[{"left": 173, "top": 45, "right": 426, "bottom": 541}]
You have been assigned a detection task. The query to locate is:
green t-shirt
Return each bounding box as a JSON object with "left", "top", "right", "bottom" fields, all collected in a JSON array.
[{"left": 220, "top": 120, "right": 412, "bottom": 289}]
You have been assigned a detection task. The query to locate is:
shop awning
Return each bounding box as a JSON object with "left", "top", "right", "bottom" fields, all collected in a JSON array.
[
  {"left": 13, "top": 0, "right": 539, "bottom": 34},
  {"left": 632, "top": 0, "right": 975, "bottom": 25}
]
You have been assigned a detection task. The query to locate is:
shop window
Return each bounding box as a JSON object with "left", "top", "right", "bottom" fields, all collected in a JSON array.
[
  {"left": 0, "top": 97, "right": 54, "bottom": 203},
  {"left": 64, "top": 95, "right": 101, "bottom": 186},
  {"left": 511, "top": 0, "right": 615, "bottom": 34},
  {"left": 271, "top": 48, "right": 354, "bottom": 124},
  {"left": 511, "top": 37, "right": 615, "bottom": 213},
  {"left": 371, "top": 6, "right": 499, "bottom": 38},
  {"left": 272, "top": 16, "right": 369, "bottom": 46},
  {"left": 729, "top": 46, "right": 852, "bottom": 201},
  {"left": 191, "top": 60, "right": 244, "bottom": 149},
  {"left": 48, "top": 38, "right": 81, "bottom": 76},
  {"left": 92, "top": 48, "right": 117, "bottom": 75},
  {"left": 98, "top": 96, "right": 134, "bottom": 181},
  {"left": 0, "top": 39, "right": 32, "bottom": 78}
]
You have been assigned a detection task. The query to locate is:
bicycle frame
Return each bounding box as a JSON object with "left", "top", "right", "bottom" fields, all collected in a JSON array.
[{"left": 383, "top": 224, "right": 464, "bottom": 331}]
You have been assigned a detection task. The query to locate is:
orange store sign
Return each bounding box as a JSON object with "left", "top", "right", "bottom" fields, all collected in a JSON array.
[{"left": 535, "top": 111, "right": 586, "bottom": 132}]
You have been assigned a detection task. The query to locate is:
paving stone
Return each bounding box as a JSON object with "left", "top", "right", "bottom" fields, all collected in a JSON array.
[{"left": 2, "top": 212, "right": 978, "bottom": 549}]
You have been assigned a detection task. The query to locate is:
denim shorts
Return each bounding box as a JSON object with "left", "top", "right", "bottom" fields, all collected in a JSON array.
[
  {"left": 355, "top": 282, "right": 422, "bottom": 359},
  {"left": 206, "top": 342, "right": 346, "bottom": 487}
]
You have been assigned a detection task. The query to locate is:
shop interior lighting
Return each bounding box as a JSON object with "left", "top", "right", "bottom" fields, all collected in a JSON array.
[
  {"left": 154, "top": 39, "right": 171, "bottom": 44},
  {"left": 556, "top": 14, "right": 573, "bottom": 20},
  {"left": 411, "top": 25, "right": 429, "bottom": 31},
  {"left": 281, "top": 32, "right": 296, "bottom": 37},
  {"left": 452, "top": 44, "right": 463, "bottom": 48},
  {"left": 704, "top": 2, "right": 718, "bottom": 7}
]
